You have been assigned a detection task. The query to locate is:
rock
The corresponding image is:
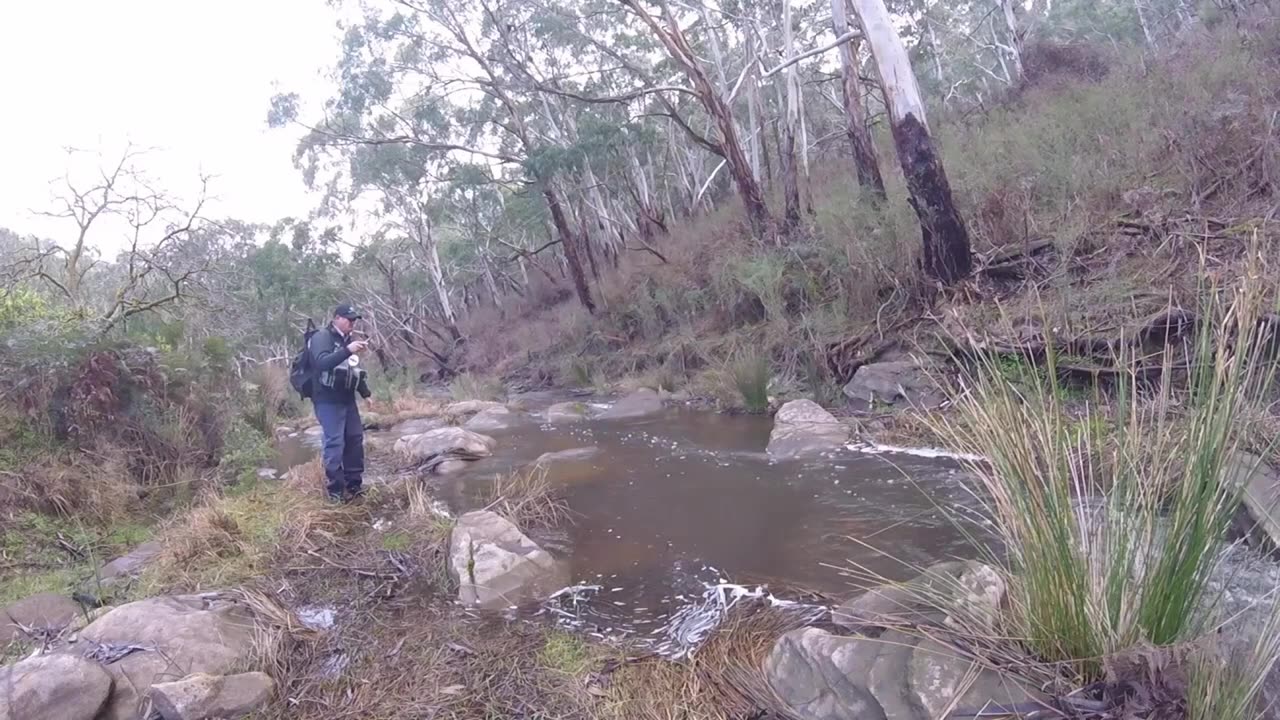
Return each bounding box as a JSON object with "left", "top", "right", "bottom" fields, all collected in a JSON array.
[
  {"left": 766, "top": 400, "right": 850, "bottom": 460},
  {"left": 448, "top": 511, "right": 567, "bottom": 609},
  {"left": 96, "top": 540, "right": 164, "bottom": 588},
  {"left": 843, "top": 360, "right": 945, "bottom": 411},
  {"left": 833, "top": 561, "right": 1004, "bottom": 635},
  {"left": 1, "top": 593, "right": 84, "bottom": 644},
  {"left": 908, "top": 639, "right": 1036, "bottom": 719},
  {"left": 534, "top": 447, "right": 601, "bottom": 466},
  {"left": 0, "top": 653, "right": 113, "bottom": 720},
  {"left": 1224, "top": 451, "right": 1280, "bottom": 553},
  {"left": 68, "top": 593, "right": 260, "bottom": 720},
  {"left": 763, "top": 627, "right": 887, "bottom": 720},
  {"left": 764, "top": 626, "right": 1037, "bottom": 720},
  {"left": 545, "top": 401, "right": 592, "bottom": 424},
  {"left": 149, "top": 672, "right": 275, "bottom": 720},
  {"left": 390, "top": 417, "right": 445, "bottom": 436},
  {"left": 394, "top": 427, "right": 497, "bottom": 463},
  {"left": 463, "top": 406, "right": 526, "bottom": 432},
  {"left": 444, "top": 400, "right": 505, "bottom": 417},
  {"left": 434, "top": 459, "right": 472, "bottom": 475},
  {"left": 597, "top": 389, "right": 664, "bottom": 420}
]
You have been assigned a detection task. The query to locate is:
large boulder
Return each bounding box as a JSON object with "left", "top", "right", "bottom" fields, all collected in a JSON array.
[
  {"left": 843, "top": 360, "right": 945, "bottom": 411},
  {"left": 394, "top": 427, "right": 497, "bottom": 463},
  {"left": 148, "top": 671, "right": 275, "bottom": 720},
  {"left": 598, "top": 389, "right": 664, "bottom": 420},
  {"left": 448, "top": 511, "right": 568, "bottom": 609},
  {"left": 766, "top": 400, "right": 850, "bottom": 460},
  {"left": 1, "top": 593, "right": 83, "bottom": 644},
  {"left": 67, "top": 593, "right": 261, "bottom": 720},
  {"left": 463, "top": 406, "right": 526, "bottom": 432},
  {"left": 390, "top": 416, "right": 446, "bottom": 436},
  {"left": 764, "top": 625, "right": 1035, "bottom": 720},
  {"left": 0, "top": 653, "right": 113, "bottom": 720},
  {"left": 545, "top": 401, "right": 593, "bottom": 424}
]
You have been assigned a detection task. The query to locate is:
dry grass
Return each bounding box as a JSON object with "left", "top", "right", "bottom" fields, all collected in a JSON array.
[
  {"left": 483, "top": 465, "right": 572, "bottom": 530},
  {"left": 4, "top": 450, "right": 137, "bottom": 521}
]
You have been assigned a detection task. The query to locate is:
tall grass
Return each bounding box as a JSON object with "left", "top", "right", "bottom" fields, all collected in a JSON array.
[
  {"left": 730, "top": 350, "right": 771, "bottom": 413},
  {"left": 939, "top": 261, "right": 1278, "bottom": 686}
]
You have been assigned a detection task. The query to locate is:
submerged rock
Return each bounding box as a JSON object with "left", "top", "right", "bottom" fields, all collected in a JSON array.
[
  {"left": 534, "top": 447, "right": 601, "bottom": 466},
  {"left": 843, "top": 360, "right": 945, "bottom": 411},
  {"left": 545, "top": 401, "right": 593, "bottom": 424},
  {"left": 463, "top": 406, "right": 526, "bottom": 432},
  {"left": 66, "top": 593, "right": 262, "bottom": 720},
  {"left": 766, "top": 399, "right": 850, "bottom": 460},
  {"left": 448, "top": 510, "right": 567, "bottom": 609},
  {"left": 598, "top": 388, "right": 664, "bottom": 420},
  {"left": 0, "top": 653, "right": 113, "bottom": 720},
  {"left": 148, "top": 671, "right": 275, "bottom": 720},
  {"left": 394, "top": 427, "right": 496, "bottom": 463}
]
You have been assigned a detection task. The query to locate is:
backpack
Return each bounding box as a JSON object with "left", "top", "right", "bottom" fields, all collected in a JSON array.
[{"left": 288, "top": 319, "right": 320, "bottom": 400}]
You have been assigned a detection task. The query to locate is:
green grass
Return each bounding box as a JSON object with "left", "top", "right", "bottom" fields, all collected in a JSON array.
[
  {"left": 380, "top": 531, "right": 412, "bottom": 552},
  {"left": 938, "top": 268, "right": 1280, "bottom": 692},
  {"left": 539, "top": 631, "right": 593, "bottom": 675},
  {"left": 0, "top": 512, "right": 156, "bottom": 605}
]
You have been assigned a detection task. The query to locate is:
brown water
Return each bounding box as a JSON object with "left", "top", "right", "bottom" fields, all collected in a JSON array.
[{"left": 283, "top": 402, "right": 989, "bottom": 649}]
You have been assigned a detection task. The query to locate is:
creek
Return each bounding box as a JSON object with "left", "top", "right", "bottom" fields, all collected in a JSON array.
[{"left": 280, "top": 396, "right": 990, "bottom": 654}]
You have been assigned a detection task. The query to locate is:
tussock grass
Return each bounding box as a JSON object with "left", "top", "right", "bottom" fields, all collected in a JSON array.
[
  {"left": 936, "top": 260, "right": 1280, "bottom": 703},
  {"left": 483, "top": 466, "right": 571, "bottom": 530},
  {"left": 729, "top": 350, "right": 771, "bottom": 413}
]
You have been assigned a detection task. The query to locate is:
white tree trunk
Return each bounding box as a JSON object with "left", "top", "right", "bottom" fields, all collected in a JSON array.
[{"left": 850, "top": 0, "right": 972, "bottom": 283}]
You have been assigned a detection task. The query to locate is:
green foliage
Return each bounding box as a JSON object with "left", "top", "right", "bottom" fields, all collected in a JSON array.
[
  {"left": 539, "top": 631, "right": 593, "bottom": 675},
  {"left": 221, "top": 417, "right": 274, "bottom": 486}
]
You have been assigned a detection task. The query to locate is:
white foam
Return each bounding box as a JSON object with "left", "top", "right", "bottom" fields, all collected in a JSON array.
[{"left": 846, "top": 442, "right": 985, "bottom": 462}]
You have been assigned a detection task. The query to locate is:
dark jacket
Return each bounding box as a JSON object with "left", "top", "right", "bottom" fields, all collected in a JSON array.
[{"left": 308, "top": 324, "right": 365, "bottom": 405}]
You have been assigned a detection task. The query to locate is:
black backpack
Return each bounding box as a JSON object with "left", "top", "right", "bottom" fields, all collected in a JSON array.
[{"left": 288, "top": 319, "right": 320, "bottom": 400}]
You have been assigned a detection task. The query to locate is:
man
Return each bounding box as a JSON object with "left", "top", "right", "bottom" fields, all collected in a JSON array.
[{"left": 309, "top": 304, "right": 373, "bottom": 501}]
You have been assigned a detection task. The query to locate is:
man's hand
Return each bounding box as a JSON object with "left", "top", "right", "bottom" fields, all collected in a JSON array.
[{"left": 346, "top": 340, "right": 368, "bottom": 354}]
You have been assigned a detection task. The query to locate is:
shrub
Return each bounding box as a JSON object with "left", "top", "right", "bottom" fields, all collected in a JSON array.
[{"left": 730, "top": 350, "right": 771, "bottom": 414}]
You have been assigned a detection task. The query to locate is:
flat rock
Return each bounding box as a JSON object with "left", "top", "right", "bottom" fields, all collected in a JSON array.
[
  {"left": 97, "top": 540, "right": 164, "bottom": 587},
  {"left": 448, "top": 511, "right": 567, "bottom": 609},
  {"left": 909, "top": 638, "right": 1037, "bottom": 719},
  {"left": 149, "top": 671, "right": 275, "bottom": 720},
  {"left": 394, "top": 427, "right": 496, "bottom": 463},
  {"left": 444, "top": 400, "right": 505, "bottom": 417},
  {"left": 766, "top": 400, "right": 850, "bottom": 460},
  {"left": 0, "top": 653, "right": 113, "bottom": 720},
  {"left": 390, "top": 417, "right": 446, "bottom": 436},
  {"left": 67, "top": 593, "right": 260, "bottom": 720},
  {"left": 843, "top": 360, "right": 945, "bottom": 411},
  {"left": 1225, "top": 451, "right": 1280, "bottom": 553},
  {"left": 463, "top": 406, "right": 526, "bottom": 432},
  {"left": 545, "top": 401, "right": 593, "bottom": 424},
  {"left": 597, "top": 389, "right": 664, "bottom": 420},
  {"left": 1, "top": 593, "right": 83, "bottom": 644}
]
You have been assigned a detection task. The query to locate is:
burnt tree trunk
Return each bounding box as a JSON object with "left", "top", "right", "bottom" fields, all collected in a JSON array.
[
  {"left": 542, "top": 187, "right": 596, "bottom": 313},
  {"left": 851, "top": 0, "right": 972, "bottom": 284}
]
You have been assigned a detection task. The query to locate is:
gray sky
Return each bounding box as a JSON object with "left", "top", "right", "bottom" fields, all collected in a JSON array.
[{"left": 0, "top": 0, "right": 341, "bottom": 252}]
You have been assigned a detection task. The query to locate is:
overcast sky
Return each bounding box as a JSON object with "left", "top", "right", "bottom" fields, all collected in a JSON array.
[{"left": 0, "top": 0, "right": 342, "bottom": 252}]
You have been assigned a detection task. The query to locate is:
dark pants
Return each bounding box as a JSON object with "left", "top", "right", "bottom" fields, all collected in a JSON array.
[{"left": 314, "top": 401, "right": 364, "bottom": 497}]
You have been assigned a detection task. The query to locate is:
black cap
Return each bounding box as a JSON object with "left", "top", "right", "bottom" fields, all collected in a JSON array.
[{"left": 334, "top": 304, "right": 362, "bottom": 321}]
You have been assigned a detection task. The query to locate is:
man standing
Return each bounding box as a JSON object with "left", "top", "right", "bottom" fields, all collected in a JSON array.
[{"left": 309, "top": 304, "right": 372, "bottom": 501}]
